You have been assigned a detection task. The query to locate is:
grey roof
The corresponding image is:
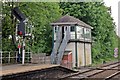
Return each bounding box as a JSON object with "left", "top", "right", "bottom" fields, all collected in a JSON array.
[{"left": 51, "top": 15, "right": 93, "bottom": 29}]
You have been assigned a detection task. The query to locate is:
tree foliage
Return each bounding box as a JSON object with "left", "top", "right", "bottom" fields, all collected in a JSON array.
[
  {"left": 2, "top": 2, "right": 17, "bottom": 51},
  {"left": 20, "top": 2, "right": 62, "bottom": 53},
  {"left": 118, "top": 36, "right": 120, "bottom": 55},
  {"left": 2, "top": 2, "right": 62, "bottom": 53}
]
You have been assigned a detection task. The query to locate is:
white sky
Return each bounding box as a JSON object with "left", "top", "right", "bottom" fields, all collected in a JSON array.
[{"left": 103, "top": 0, "right": 119, "bottom": 35}]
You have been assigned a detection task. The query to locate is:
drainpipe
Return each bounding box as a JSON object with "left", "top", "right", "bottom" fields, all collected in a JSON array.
[
  {"left": 75, "top": 25, "right": 78, "bottom": 68},
  {"left": 52, "top": 27, "right": 54, "bottom": 49},
  {"left": 83, "top": 28, "right": 86, "bottom": 66}
]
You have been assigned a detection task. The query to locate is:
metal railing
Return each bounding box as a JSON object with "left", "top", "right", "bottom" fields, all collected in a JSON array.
[
  {"left": 0, "top": 51, "right": 32, "bottom": 64},
  {"left": 51, "top": 28, "right": 62, "bottom": 64},
  {"left": 70, "top": 34, "right": 92, "bottom": 42}
]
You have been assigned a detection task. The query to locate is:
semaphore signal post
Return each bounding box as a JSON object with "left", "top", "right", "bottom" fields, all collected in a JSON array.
[{"left": 12, "top": 7, "right": 33, "bottom": 64}]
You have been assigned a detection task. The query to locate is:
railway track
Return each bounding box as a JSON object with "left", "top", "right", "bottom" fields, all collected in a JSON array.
[
  {"left": 59, "top": 61, "right": 120, "bottom": 80},
  {"left": 105, "top": 71, "right": 120, "bottom": 80},
  {"left": 2, "top": 61, "right": 120, "bottom": 80}
]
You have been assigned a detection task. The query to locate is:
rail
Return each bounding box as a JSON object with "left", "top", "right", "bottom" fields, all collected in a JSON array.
[{"left": 105, "top": 71, "right": 120, "bottom": 80}]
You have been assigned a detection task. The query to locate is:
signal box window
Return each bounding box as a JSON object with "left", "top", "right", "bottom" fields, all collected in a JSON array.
[
  {"left": 55, "top": 27, "right": 57, "bottom": 33},
  {"left": 70, "top": 26, "right": 75, "bottom": 32}
]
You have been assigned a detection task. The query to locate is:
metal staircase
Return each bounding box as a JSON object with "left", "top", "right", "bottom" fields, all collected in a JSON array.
[
  {"left": 51, "top": 27, "right": 70, "bottom": 64},
  {"left": 51, "top": 28, "right": 62, "bottom": 64},
  {"left": 57, "top": 28, "right": 70, "bottom": 64}
]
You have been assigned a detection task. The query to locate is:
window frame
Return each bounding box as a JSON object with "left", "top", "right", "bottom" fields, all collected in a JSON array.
[{"left": 70, "top": 26, "right": 75, "bottom": 32}]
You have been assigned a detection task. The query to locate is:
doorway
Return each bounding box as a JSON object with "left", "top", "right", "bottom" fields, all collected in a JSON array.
[{"left": 62, "top": 27, "right": 64, "bottom": 39}]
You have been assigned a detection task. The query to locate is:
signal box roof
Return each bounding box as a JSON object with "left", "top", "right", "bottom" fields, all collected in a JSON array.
[{"left": 51, "top": 15, "right": 93, "bottom": 29}]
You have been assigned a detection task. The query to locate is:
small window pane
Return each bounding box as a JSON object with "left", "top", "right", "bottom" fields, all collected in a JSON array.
[
  {"left": 70, "top": 26, "right": 75, "bottom": 32},
  {"left": 66, "top": 27, "right": 67, "bottom": 30},
  {"left": 55, "top": 27, "right": 57, "bottom": 33},
  {"left": 84, "top": 28, "right": 91, "bottom": 39}
]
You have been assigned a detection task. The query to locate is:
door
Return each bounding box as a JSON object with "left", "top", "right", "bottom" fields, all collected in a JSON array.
[{"left": 62, "top": 27, "right": 64, "bottom": 39}]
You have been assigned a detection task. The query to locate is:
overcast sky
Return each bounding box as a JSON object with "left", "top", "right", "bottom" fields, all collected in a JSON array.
[{"left": 103, "top": 0, "right": 119, "bottom": 35}]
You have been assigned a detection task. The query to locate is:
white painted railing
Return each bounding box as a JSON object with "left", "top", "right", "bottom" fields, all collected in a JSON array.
[{"left": 0, "top": 51, "right": 32, "bottom": 64}]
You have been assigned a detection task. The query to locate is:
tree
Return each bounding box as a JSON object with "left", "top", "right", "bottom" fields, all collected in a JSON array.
[
  {"left": 2, "top": 2, "right": 62, "bottom": 54},
  {"left": 2, "top": 2, "right": 17, "bottom": 51}
]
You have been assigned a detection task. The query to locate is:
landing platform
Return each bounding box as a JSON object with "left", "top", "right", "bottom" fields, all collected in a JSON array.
[{"left": 0, "top": 64, "right": 58, "bottom": 76}]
